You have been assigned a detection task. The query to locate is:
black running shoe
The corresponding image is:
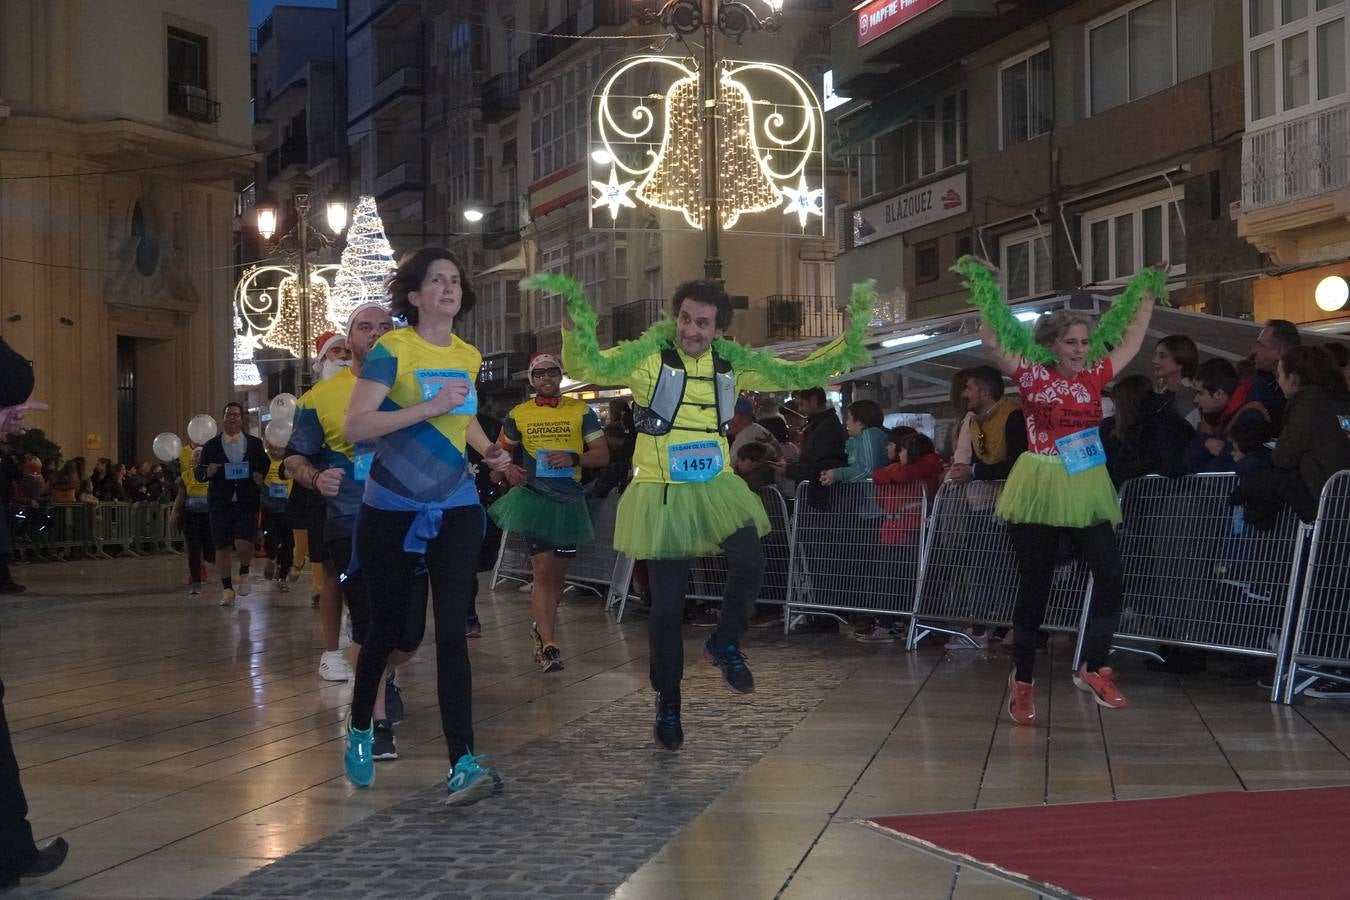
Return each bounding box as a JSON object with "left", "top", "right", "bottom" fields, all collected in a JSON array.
[
  {"left": 372, "top": 720, "right": 398, "bottom": 761},
  {"left": 541, "top": 644, "right": 564, "bottom": 673},
  {"left": 703, "top": 636, "right": 755, "bottom": 694},
  {"left": 654, "top": 693, "right": 683, "bottom": 751},
  {"left": 384, "top": 678, "right": 404, "bottom": 725}
]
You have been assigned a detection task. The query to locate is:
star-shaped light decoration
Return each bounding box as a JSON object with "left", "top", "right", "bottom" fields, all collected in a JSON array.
[
  {"left": 780, "top": 174, "right": 824, "bottom": 229},
  {"left": 592, "top": 166, "right": 637, "bottom": 220},
  {"left": 233, "top": 330, "right": 263, "bottom": 387}
]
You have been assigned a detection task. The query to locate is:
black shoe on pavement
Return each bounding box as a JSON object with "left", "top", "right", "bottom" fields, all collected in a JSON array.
[
  {"left": 384, "top": 678, "right": 404, "bottom": 725},
  {"left": 684, "top": 605, "right": 720, "bottom": 627},
  {"left": 703, "top": 636, "right": 755, "bottom": 694},
  {"left": 372, "top": 720, "right": 398, "bottom": 760},
  {"left": 541, "top": 644, "right": 564, "bottom": 673},
  {"left": 8, "top": 837, "right": 69, "bottom": 886},
  {"left": 0, "top": 582, "right": 26, "bottom": 595},
  {"left": 654, "top": 693, "right": 683, "bottom": 751}
]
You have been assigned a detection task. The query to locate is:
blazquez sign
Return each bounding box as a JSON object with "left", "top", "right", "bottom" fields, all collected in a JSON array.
[
  {"left": 851, "top": 172, "right": 967, "bottom": 248},
  {"left": 856, "top": 0, "right": 946, "bottom": 47}
]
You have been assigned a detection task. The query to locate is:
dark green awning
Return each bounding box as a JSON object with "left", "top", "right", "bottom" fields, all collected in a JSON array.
[{"left": 831, "top": 65, "right": 961, "bottom": 155}]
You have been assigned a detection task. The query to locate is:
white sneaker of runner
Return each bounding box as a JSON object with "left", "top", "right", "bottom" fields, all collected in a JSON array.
[
  {"left": 319, "top": 649, "right": 353, "bottom": 682},
  {"left": 236, "top": 577, "right": 252, "bottom": 598}
]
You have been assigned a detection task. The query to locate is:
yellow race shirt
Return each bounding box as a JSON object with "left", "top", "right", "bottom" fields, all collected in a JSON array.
[
  {"left": 359, "top": 326, "right": 482, "bottom": 505},
  {"left": 179, "top": 446, "right": 209, "bottom": 510},
  {"left": 500, "top": 395, "right": 603, "bottom": 498},
  {"left": 288, "top": 367, "right": 370, "bottom": 538}
]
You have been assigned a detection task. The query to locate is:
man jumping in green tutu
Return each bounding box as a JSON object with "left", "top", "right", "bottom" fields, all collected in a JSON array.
[
  {"left": 525, "top": 274, "right": 874, "bottom": 751},
  {"left": 490, "top": 353, "right": 610, "bottom": 672}
]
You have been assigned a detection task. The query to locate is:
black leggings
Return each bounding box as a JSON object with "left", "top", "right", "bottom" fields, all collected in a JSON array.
[
  {"left": 351, "top": 504, "right": 482, "bottom": 762},
  {"left": 1008, "top": 522, "right": 1122, "bottom": 682}
]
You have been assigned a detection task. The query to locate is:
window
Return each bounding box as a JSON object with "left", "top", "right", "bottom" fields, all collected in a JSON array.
[
  {"left": 1246, "top": 0, "right": 1347, "bottom": 122},
  {"left": 1081, "top": 189, "right": 1186, "bottom": 283},
  {"left": 915, "top": 242, "right": 940, "bottom": 284},
  {"left": 536, "top": 243, "right": 567, "bottom": 329},
  {"left": 1000, "top": 46, "right": 1052, "bottom": 148},
  {"left": 1000, "top": 228, "right": 1051, "bottom": 300},
  {"left": 1088, "top": 0, "right": 1215, "bottom": 115},
  {"left": 168, "top": 28, "right": 209, "bottom": 91},
  {"left": 893, "top": 89, "right": 966, "bottom": 185},
  {"left": 530, "top": 55, "right": 597, "bottom": 181}
]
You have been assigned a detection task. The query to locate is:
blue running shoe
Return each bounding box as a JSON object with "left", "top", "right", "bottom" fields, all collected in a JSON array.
[
  {"left": 344, "top": 720, "right": 374, "bottom": 788},
  {"left": 445, "top": 753, "right": 502, "bottom": 806},
  {"left": 703, "top": 636, "right": 755, "bottom": 694},
  {"left": 654, "top": 692, "right": 683, "bottom": 751}
]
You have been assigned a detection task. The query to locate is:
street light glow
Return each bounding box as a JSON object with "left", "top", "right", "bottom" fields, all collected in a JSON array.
[
  {"left": 256, "top": 207, "right": 277, "bottom": 241},
  {"left": 463, "top": 208, "right": 485, "bottom": 223},
  {"left": 326, "top": 200, "right": 348, "bottom": 234}
]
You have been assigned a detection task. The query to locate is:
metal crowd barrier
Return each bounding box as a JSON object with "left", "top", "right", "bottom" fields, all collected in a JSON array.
[
  {"left": 783, "top": 479, "right": 928, "bottom": 631},
  {"left": 912, "top": 480, "right": 1092, "bottom": 647},
  {"left": 93, "top": 502, "right": 141, "bottom": 558},
  {"left": 1283, "top": 470, "right": 1350, "bottom": 702},
  {"left": 1080, "top": 473, "right": 1309, "bottom": 701},
  {"left": 8, "top": 501, "right": 182, "bottom": 561},
  {"left": 491, "top": 490, "right": 626, "bottom": 597},
  {"left": 685, "top": 486, "right": 793, "bottom": 608}
]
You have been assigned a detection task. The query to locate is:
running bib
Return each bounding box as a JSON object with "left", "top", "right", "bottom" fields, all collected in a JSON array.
[
  {"left": 415, "top": 369, "right": 477, "bottom": 416},
  {"left": 534, "top": 448, "right": 575, "bottom": 479},
  {"left": 267, "top": 483, "right": 290, "bottom": 499},
  {"left": 353, "top": 450, "right": 373, "bottom": 482},
  {"left": 668, "top": 441, "right": 723, "bottom": 483},
  {"left": 1055, "top": 427, "right": 1106, "bottom": 475},
  {"left": 224, "top": 462, "right": 250, "bottom": 481},
  {"left": 186, "top": 496, "right": 208, "bottom": 513}
]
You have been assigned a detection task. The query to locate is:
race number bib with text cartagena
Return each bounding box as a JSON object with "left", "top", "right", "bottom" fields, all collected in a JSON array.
[
  {"left": 1055, "top": 427, "right": 1106, "bottom": 475},
  {"left": 668, "top": 441, "right": 723, "bottom": 483},
  {"left": 415, "top": 369, "right": 478, "bottom": 416}
]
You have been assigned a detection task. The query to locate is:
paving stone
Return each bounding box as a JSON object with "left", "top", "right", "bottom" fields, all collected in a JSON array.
[{"left": 210, "top": 636, "right": 865, "bottom": 899}]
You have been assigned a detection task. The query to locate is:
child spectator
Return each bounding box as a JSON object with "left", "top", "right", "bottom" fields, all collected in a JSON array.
[
  {"left": 873, "top": 432, "right": 943, "bottom": 546},
  {"left": 819, "top": 399, "right": 888, "bottom": 486},
  {"left": 1185, "top": 358, "right": 1270, "bottom": 473},
  {"left": 734, "top": 442, "right": 777, "bottom": 492}
]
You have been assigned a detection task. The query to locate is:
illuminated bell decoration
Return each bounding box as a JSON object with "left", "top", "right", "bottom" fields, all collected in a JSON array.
[{"left": 263, "top": 273, "right": 333, "bottom": 358}]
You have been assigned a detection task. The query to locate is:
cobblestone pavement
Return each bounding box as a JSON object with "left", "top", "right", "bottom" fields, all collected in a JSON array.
[{"left": 209, "top": 635, "right": 870, "bottom": 900}]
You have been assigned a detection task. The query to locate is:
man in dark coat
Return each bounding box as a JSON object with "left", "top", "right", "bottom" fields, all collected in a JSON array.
[
  {"left": 774, "top": 387, "right": 846, "bottom": 510},
  {"left": 195, "top": 401, "right": 269, "bottom": 605}
]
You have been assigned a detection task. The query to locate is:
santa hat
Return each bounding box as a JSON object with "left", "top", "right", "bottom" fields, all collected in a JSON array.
[
  {"left": 314, "top": 331, "right": 345, "bottom": 360},
  {"left": 528, "top": 352, "right": 563, "bottom": 377}
]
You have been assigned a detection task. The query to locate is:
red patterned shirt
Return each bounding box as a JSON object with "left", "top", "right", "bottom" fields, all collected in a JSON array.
[{"left": 1015, "top": 359, "right": 1114, "bottom": 455}]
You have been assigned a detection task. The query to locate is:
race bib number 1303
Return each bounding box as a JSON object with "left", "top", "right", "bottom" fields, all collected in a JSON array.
[{"left": 1055, "top": 427, "right": 1106, "bottom": 476}]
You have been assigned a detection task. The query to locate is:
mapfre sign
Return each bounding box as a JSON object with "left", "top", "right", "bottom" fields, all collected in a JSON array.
[{"left": 856, "top": 0, "right": 945, "bottom": 46}]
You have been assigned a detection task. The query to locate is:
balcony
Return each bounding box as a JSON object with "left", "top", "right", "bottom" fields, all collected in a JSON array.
[
  {"left": 352, "top": 66, "right": 422, "bottom": 123},
  {"left": 765, "top": 294, "right": 842, "bottom": 341},
  {"left": 168, "top": 83, "right": 220, "bottom": 123},
  {"left": 612, "top": 298, "right": 663, "bottom": 341},
  {"left": 481, "top": 73, "right": 521, "bottom": 123},
  {"left": 374, "top": 161, "right": 423, "bottom": 207},
  {"left": 265, "top": 134, "right": 309, "bottom": 182},
  {"left": 518, "top": 3, "right": 628, "bottom": 81},
  {"left": 483, "top": 202, "right": 522, "bottom": 250},
  {"left": 1243, "top": 104, "right": 1350, "bottom": 212}
]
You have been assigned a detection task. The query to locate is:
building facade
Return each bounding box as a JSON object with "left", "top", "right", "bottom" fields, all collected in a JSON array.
[
  {"left": 0, "top": 0, "right": 252, "bottom": 463},
  {"left": 830, "top": 0, "right": 1260, "bottom": 332}
]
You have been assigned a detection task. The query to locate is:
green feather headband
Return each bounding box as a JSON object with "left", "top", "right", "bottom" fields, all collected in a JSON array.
[
  {"left": 951, "top": 256, "right": 1169, "bottom": 366},
  {"left": 520, "top": 273, "right": 876, "bottom": 389}
]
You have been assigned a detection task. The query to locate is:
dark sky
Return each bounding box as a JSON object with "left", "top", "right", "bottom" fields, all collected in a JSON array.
[{"left": 250, "top": 0, "right": 337, "bottom": 29}]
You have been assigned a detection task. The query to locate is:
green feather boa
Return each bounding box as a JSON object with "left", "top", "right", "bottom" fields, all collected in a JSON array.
[
  {"left": 951, "top": 256, "right": 1169, "bottom": 365},
  {"left": 520, "top": 273, "right": 875, "bottom": 389}
]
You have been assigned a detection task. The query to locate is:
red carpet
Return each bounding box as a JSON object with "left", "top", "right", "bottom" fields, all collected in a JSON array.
[{"left": 867, "top": 787, "right": 1350, "bottom": 899}]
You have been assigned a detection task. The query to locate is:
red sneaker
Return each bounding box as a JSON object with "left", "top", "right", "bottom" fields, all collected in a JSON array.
[
  {"left": 1074, "top": 665, "right": 1128, "bottom": 709},
  {"left": 1008, "top": 673, "right": 1036, "bottom": 726}
]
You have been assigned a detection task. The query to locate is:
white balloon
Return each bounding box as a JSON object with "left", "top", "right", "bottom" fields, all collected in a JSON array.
[
  {"left": 269, "top": 393, "right": 298, "bottom": 424},
  {"left": 264, "top": 418, "right": 294, "bottom": 448},
  {"left": 186, "top": 414, "right": 218, "bottom": 446},
  {"left": 152, "top": 432, "right": 182, "bottom": 463}
]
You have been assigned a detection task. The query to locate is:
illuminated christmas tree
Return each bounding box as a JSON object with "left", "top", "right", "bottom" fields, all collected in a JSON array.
[
  {"left": 329, "top": 195, "right": 395, "bottom": 327},
  {"left": 233, "top": 315, "right": 262, "bottom": 387}
]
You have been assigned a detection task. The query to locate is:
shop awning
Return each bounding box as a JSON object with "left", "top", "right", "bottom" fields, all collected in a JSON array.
[
  {"left": 481, "top": 251, "right": 526, "bottom": 276},
  {"left": 832, "top": 65, "right": 960, "bottom": 154}
]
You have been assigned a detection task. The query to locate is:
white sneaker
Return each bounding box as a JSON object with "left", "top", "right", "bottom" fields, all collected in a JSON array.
[
  {"left": 319, "top": 650, "right": 352, "bottom": 682},
  {"left": 338, "top": 609, "right": 352, "bottom": 649},
  {"left": 236, "top": 578, "right": 252, "bottom": 598},
  {"left": 945, "top": 628, "right": 989, "bottom": 650},
  {"left": 517, "top": 582, "right": 533, "bottom": 593}
]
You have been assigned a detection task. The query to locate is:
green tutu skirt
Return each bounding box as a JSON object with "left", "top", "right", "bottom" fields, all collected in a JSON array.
[
  {"left": 615, "top": 472, "right": 770, "bottom": 560},
  {"left": 996, "top": 453, "right": 1121, "bottom": 528},
  {"left": 488, "top": 485, "right": 594, "bottom": 546}
]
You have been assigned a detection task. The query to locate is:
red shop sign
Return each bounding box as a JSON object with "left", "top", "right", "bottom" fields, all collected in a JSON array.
[{"left": 856, "top": 0, "right": 945, "bottom": 47}]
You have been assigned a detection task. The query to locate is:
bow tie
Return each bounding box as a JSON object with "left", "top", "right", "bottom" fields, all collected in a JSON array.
[{"left": 535, "top": 396, "right": 560, "bottom": 408}]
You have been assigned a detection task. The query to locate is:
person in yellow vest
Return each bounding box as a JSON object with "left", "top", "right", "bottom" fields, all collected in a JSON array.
[
  {"left": 947, "top": 365, "right": 1027, "bottom": 484},
  {"left": 173, "top": 442, "right": 214, "bottom": 596},
  {"left": 260, "top": 446, "right": 294, "bottom": 591},
  {"left": 489, "top": 353, "right": 609, "bottom": 672}
]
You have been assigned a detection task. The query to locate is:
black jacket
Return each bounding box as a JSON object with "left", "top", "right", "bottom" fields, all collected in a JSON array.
[
  {"left": 195, "top": 432, "right": 269, "bottom": 505},
  {"left": 1101, "top": 395, "right": 1195, "bottom": 489},
  {"left": 1271, "top": 384, "right": 1350, "bottom": 509},
  {"left": 784, "top": 409, "right": 847, "bottom": 509}
]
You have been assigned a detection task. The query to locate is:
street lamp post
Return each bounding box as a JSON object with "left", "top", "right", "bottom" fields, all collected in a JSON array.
[
  {"left": 255, "top": 180, "right": 348, "bottom": 393},
  {"left": 639, "top": 0, "right": 783, "bottom": 285}
]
